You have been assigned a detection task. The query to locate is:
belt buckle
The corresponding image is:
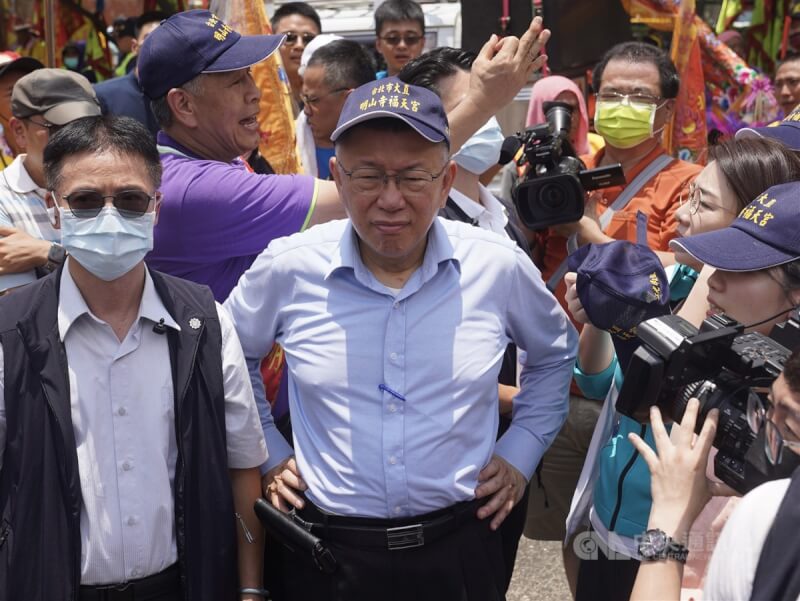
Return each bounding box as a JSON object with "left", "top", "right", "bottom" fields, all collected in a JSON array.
[{"left": 386, "top": 523, "right": 424, "bottom": 551}]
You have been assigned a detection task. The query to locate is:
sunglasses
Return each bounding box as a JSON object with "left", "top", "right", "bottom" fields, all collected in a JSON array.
[
  {"left": 282, "top": 32, "right": 316, "bottom": 45},
  {"left": 379, "top": 34, "right": 423, "bottom": 46},
  {"left": 61, "top": 190, "right": 157, "bottom": 219}
]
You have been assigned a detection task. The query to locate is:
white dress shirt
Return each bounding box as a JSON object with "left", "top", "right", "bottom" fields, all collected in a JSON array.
[
  {"left": 449, "top": 184, "right": 510, "bottom": 237},
  {"left": 0, "top": 261, "right": 267, "bottom": 585}
]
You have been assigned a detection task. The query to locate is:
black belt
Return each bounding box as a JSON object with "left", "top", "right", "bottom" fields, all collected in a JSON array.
[
  {"left": 299, "top": 498, "right": 482, "bottom": 551},
  {"left": 79, "top": 563, "right": 180, "bottom": 601}
]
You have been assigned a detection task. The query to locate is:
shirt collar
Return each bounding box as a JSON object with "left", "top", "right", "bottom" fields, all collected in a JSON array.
[
  {"left": 325, "top": 218, "right": 460, "bottom": 293},
  {"left": 156, "top": 131, "right": 245, "bottom": 167},
  {"left": 2, "top": 154, "right": 47, "bottom": 196},
  {"left": 58, "top": 258, "right": 181, "bottom": 341}
]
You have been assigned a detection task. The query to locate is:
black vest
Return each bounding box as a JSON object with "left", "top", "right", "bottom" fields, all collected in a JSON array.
[{"left": 0, "top": 268, "right": 238, "bottom": 601}]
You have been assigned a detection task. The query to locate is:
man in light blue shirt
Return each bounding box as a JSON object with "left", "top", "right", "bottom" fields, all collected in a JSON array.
[{"left": 224, "top": 78, "right": 577, "bottom": 600}]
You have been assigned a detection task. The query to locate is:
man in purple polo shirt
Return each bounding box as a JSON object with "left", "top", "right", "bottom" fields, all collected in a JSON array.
[{"left": 136, "top": 9, "right": 551, "bottom": 301}]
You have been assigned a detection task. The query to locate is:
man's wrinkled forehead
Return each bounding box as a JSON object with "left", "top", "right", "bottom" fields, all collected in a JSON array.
[{"left": 599, "top": 59, "right": 661, "bottom": 94}]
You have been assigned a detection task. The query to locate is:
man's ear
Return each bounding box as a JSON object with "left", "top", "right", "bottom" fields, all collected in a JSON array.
[
  {"left": 437, "top": 159, "right": 457, "bottom": 209},
  {"left": 153, "top": 191, "right": 163, "bottom": 226},
  {"left": 8, "top": 117, "right": 26, "bottom": 152},
  {"left": 166, "top": 88, "right": 199, "bottom": 129},
  {"left": 45, "top": 191, "right": 60, "bottom": 229}
]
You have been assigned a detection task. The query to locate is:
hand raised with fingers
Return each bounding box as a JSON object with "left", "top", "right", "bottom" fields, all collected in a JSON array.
[
  {"left": 475, "top": 454, "right": 527, "bottom": 530},
  {"left": 629, "top": 399, "right": 721, "bottom": 537},
  {"left": 262, "top": 456, "right": 308, "bottom": 514},
  {"left": 469, "top": 16, "right": 551, "bottom": 115}
]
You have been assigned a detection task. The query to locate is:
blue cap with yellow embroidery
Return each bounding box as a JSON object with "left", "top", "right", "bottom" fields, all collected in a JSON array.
[
  {"left": 736, "top": 106, "right": 800, "bottom": 151},
  {"left": 330, "top": 77, "right": 450, "bottom": 146},
  {"left": 138, "top": 9, "right": 284, "bottom": 99},
  {"left": 671, "top": 182, "right": 800, "bottom": 271}
]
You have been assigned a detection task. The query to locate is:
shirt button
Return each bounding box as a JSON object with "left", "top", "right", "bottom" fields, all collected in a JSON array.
[
  {"left": 117, "top": 407, "right": 127, "bottom": 416},
  {"left": 388, "top": 403, "right": 397, "bottom": 413},
  {"left": 127, "top": 516, "right": 136, "bottom": 526},
  {"left": 389, "top": 455, "right": 397, "bottom": 465},
  {"left": 393, "top": 301, "right": 400, "bottom": 309},
  {"left": 394, "top": 506, "right": 402, "bottom": 514},
  {"left": 122, "top": 461, "right": 132, "bottom": 471},
  {"left": 131, "top": 568, "right": 140, "bottom": 578},
  {"left": 390, "top": 352, "right": 398, "bottom": 361}
]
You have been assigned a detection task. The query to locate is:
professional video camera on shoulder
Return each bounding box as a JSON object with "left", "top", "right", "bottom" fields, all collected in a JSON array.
[
  {"left": 511, "top": 101, "right": 624, "bottom": 230},
  {"left": 616, "top": 310, "right": 800, "bottom": 495}
]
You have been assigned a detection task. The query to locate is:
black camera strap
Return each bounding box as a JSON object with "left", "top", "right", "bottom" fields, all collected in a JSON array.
[{"left": 546, "top": 153, "right": 675, "bottom": 292}]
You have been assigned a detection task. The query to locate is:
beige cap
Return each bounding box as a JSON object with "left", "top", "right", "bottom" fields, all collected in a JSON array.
[{"left": 11, "top": 68, "right": 101, "bottom": 125}]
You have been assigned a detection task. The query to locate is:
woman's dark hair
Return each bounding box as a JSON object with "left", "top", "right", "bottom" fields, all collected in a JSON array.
[
  {"left": 593, "top": 41, "right": 680, "bottom": 99},
  {"left": 398, "top": 47, "right": 477, "bottom": 96},
  {"left": 43, "top": 115, "right": 162, "bottom": 191},
  {"left": 375, "top": 0, "right": 425, "bottom": 36},
  {"left": 783, "top": 347, "right": 800, "bottom": 394},
  {"left": 709, "top": 136, "right": 800, "bottom": 213}
]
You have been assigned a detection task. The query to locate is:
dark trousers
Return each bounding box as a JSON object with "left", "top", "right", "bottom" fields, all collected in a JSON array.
[
  {"left": 283, "top": 503, "right": 507, "bottom": 601},
  {"left": 575, "top": 543, "right": 640, "bottom": 601},
  {"left": 78, "top": 564, "right": 182, "bottom": 601}
]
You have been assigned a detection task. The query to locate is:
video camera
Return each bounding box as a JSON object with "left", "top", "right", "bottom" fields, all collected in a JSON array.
[
  {"left": 616, "top": 311, "right": 800, "bottom": 494},
  {"left": 511, "top": 101, "right": 625, "bottom": 230}
]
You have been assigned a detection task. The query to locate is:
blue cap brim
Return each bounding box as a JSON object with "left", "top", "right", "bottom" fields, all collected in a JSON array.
[
  {"left": 201, "top": 33, "right": 285, "bottom": 73},
  {"left": 736, "top": 124, "right": 800, "bottom": 151},
  {"left": 330, "top": 110, "right": 447, "bottom": 144},
  {"left": 670, "top": 226, "right": 800, "bottom": 271}
]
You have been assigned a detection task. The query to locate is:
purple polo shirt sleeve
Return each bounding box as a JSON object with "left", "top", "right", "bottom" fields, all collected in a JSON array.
[{"left": 149, "top": 141, "right": 318, "bottom": 301}]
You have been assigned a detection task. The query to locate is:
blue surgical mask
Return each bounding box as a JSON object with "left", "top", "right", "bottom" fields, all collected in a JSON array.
[
  {"left": 452, "top": 117, "right": 505, "bottom": 175},
  {"left": 59, "top": 206, "right": 154, "bottom": 281},
  {"left": 63, "top": 57, "right": 80, "bottom": 70}
]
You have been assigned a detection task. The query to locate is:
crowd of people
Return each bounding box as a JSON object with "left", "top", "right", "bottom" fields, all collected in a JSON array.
[{"left": 0, "top": 2, "right": 798, "bottom": 601}]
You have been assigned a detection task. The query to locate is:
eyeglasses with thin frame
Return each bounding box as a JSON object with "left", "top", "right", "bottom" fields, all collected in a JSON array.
[
  {"left": 679, "top": 181, "right": 738, "bottom": 216},
  {"left": 596, "top": 91, "right": 663, "bottom": 107},
  {"left": 746, "top": 388, "right": 800, "bottom": 465},
  {"left": 281, "top": 31, "right": 316, "bottom": 46},
  {"left": 25, "top": 117, "right": 61, "bottom": 135},
  {"left": 300, "top": 87, "right": 349, "bottom": 109},
  {"left": 61, "top": 189, "right": 159, "bottom": 219},
  {"left": 379, "top": 34, "right": 424, "bottom": 46},
  {"left": 336, "top": 160, "right": 448, "bottom": 196}
]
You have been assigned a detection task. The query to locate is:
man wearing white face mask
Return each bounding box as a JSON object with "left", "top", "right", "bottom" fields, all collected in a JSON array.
[
  {"left": 0, "top": 115, "right": 269, "bottom": 600},
  {"left": 0, "top": 68, "right": 101, "bottom": 294},
  {"left": 398, "top": 48, "right": 531, "bottom": 593}
]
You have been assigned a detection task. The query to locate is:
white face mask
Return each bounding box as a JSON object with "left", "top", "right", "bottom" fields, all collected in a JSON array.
[
  {"left": 452, "top": 116, "right": 505, "bottom": 175},
  {"left": 59, "top": 206, "right": 154, "bottom": 281}
]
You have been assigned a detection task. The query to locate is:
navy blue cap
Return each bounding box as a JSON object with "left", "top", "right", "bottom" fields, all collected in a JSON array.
[
  {"left": 671, "top": 182, "right": 800, "bottom": 271},
  {"left": 137, "top": 10, "right": 284, "bottom": 99},
  {"left": 736, "top": 107, "right": 800, "bottom": 151},
  {"left": 330, "top": 77, "right": 450, "bottom": 145},
  {"left": 568, "top": 215, "right": 670, "bottom": 370}
]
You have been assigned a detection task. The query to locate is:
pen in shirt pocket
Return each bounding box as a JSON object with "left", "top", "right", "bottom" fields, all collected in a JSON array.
[{"left": 379, "top": 384, "right": 406, "bottom": 402}]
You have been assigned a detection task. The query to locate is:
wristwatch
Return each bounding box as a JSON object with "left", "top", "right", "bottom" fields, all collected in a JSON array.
[
  {"left": 637, "top": 528, "right": 689, "bottom": 563},
  {"left": 39, "top": 242, "right": 66, "bottom": 275}
]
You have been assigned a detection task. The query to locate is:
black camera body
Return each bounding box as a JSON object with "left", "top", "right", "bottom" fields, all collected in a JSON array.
[
  {"left": 616, "top": 312, "right": 800, "bottom": 494},
  {"left": 512, "top": 101, "right": 624, "bottom": 230}
]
